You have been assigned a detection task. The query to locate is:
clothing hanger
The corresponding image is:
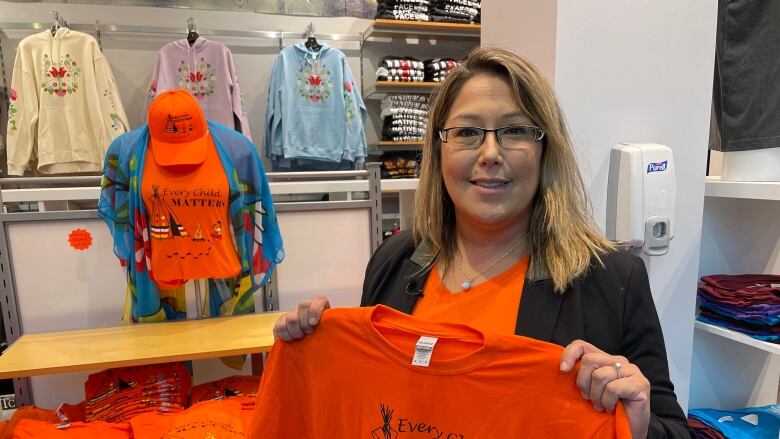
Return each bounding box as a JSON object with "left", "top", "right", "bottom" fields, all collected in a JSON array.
[
  {"left": 186, "top": 17, "right": 200, "bottom": 46},
  {"left": 303, "top": 22, "right": 321, "bottom": 52},
  {"left": 50, "top": 10, "right": 69, "bottom": 36}
]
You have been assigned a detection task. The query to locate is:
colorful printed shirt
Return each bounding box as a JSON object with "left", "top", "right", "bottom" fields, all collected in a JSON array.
[
  {"left": 98, "top": 121, "right": 284, "bottom": 324},
  {"left": 6, "top": 28, "right": 129, "bottom": 175},
  {"left": 264, "top": 42, "right": 367, "bottom": 169},
  {"left": 144, "top": 37, "right": 252, "bottom": 139}
]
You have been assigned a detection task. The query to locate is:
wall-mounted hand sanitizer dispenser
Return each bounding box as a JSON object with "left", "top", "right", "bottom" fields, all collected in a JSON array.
[{"left": 606, "top": 143, "right": 675, "bottom": 256}]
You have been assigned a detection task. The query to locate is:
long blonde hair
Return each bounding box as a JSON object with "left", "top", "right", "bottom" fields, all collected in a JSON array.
[{"left": 413, "top": 46, "right": 614, "bottom": 293}]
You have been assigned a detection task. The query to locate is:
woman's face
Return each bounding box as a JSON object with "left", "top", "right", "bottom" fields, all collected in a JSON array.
[{"left": 440, "top": 72, "right": 543, "bottom": 232}]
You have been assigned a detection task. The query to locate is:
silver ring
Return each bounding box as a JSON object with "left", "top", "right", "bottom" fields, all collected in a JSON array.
[{"left": 614, "top": 362, "right": 622, "bottom": 379}]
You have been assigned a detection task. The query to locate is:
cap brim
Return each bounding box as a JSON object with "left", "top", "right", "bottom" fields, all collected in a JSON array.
[{"left": 150, "top": 131, "right": 209, "bottom": 167}]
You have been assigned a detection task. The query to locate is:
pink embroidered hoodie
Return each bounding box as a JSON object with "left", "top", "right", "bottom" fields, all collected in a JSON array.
[{"left": 144, "top": 37, "right": 251, "bottom": 140}]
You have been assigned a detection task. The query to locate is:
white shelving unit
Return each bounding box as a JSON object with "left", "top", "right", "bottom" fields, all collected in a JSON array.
[
  {"left": 690, "top": 175, "right": 780, "bottom": 410},
  {"left": 360, "top": 19, "right": 479, "bottom": 232}
]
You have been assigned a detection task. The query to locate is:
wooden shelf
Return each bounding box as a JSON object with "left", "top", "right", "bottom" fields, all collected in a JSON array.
[
  {"left": 0, "top": 312, "right": 281, "bottom": 379},
  {"left": 694, "top": 320, "right": 780, "bottom": 356},
  {"left": 704, "top": 176, "right": 780, "bottom": 201},
  {"left": 364, "top": 19, "right": 481, "bottom": 41},
  {"left": 374, "top": 141, "right": 423, "bottom": 151},
  {"left": 365, "top": 81, "right": 441, "bottom": 99}
]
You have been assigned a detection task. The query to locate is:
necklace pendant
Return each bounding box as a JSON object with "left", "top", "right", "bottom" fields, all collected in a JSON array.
[{"left": 462, "top": 280, "right": 472, "bottom": 291}]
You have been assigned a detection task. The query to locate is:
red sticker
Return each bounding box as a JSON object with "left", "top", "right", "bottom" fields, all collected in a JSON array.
[{"left": 68, "top": 228, "right": 93, "bottom": 251}]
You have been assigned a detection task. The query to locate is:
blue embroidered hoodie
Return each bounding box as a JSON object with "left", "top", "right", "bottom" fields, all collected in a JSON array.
[{"left": 264, "top": 42, "right": 367, "bottom": 166}]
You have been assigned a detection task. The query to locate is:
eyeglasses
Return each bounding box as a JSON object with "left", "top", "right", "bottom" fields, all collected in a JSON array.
[{"left": 438, "top": 125, "right": 545, "bottom": 150}]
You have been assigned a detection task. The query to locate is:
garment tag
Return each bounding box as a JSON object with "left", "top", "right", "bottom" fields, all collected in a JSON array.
[
  {"left": 411, "top": 336, "right": 438, "bottom": 367},
  {"left": 770, "top": 284, "right": 780, "bottom": 288},
  {"left": 740, "top": 414, "right": 759, "bottom": 426}
]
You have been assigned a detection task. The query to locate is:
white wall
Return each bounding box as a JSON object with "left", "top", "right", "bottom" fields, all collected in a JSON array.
[{"left": 483, "top": 0, "right": 718, "bottom": 410}]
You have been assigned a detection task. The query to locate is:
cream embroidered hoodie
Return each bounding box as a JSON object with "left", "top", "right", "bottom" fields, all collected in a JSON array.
[{"left": 6, "top": 28, "right": 129, "bottom": 175}]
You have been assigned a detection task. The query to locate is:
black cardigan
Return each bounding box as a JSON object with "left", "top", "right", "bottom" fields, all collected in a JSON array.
[{"left": 361, "top": 230, "right": 694, "bottom": 439}]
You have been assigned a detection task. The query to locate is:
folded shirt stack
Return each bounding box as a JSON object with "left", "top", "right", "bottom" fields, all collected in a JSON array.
[
  {"left": 376, "top": 0, "right": 431, "bottom": 21},
  {"left": 84, "top": 363, "right": 191, "bottom": 424},
  {"left": 381, "top": 151, "right": 420, "bottom": 179},
  {"left": 688, "top": 405, "right": 780, "bottom": 439},
  {"left": 377, "top": 57, "right": 425, "bottom": 82},
  {"left": 380, "top": 95, "right": 429, "bottom": 142},
  {"left": 424, "top": 58, "right": 459, "bottom": 82},
  {"left": 696, "top": 274, "right": 780, "bottom": 342},
  {"left": 430, "top": 0, "right": 481, "bottom": 23}
]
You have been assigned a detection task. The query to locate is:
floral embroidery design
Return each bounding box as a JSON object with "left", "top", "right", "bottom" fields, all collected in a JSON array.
[
  {"left": 40, "top": 54, "right": 81, "bottom": 97},
  {"left": 343, "top": 81, "right": 355, "bottom": 122},
  {"left": 177, "top": 58, "right": 216, "bottom": 99},
  {"left": 296, "top": 62, "right": 332, "bottom": 103},
  {"left": 7, "top": 88, "right": 18, "bottom": 135},
  {"left": 147, "top": 80, "right": 158, "bottom": 99},
  {"left": 103, "top": 89, "right": 123, "bottom": 132}
]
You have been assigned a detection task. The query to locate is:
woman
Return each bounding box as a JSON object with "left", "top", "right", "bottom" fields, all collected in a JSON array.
[{"left": 274, "top": 46, "right": 693, "bottom": 439}]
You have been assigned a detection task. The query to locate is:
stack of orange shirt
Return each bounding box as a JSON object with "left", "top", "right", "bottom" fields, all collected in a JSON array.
[
  {"left": 251, "top": 305, "right": 632, "bottom": 438},
  {"left": 0, "top": 406, "right": 60, "bottom": 439},
  {"left": 190, "top": 375, "right": 260, "bottom": 403},
  {"left": 130, "top": 399, "right": 246, "bottom": 438},
  {"left": 84, "top": 363, "right": 190, "bottom": 423},
  {"left": 12, "top": 420, "right": 131, "bottom": 439}
]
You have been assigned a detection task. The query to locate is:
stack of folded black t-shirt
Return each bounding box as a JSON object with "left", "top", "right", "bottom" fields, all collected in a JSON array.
[
  {"left": 375, "top": 0, "right": 431, "bottom": 22},
  {"left": 377, "top": 57, "right": 425, "bottom": 82},
  {"left": 430, "top": 0, "right": 481, "bottom": 23},
  {"left": 424, "top": 58, "right": 459, "bottom": 82},
  {"left": 381, "top": 95, "right": 428, "bottom": 142}
]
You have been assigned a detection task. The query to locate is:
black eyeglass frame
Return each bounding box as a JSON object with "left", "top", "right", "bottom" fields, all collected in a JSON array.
[{"left": 438, "top": 125, "right": 546, "bottom": 149}]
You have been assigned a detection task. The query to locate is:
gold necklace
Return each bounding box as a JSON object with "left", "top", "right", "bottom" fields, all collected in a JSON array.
[{"left": 456, "top": 235, "right": 527, "bottom": 291}]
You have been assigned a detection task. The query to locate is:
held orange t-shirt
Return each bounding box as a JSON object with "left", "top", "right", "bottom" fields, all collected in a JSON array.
[
  {"left": 141, "top": 136, "right": 241, "bottom": 288},
  {"left": 250, "top": 305, "right": 631, "bottom": 439},
  {"left": 414, "top": 256, "right": 530, "bottom": 335}
]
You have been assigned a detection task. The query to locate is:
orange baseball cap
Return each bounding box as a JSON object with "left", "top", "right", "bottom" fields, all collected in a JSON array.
[{"left": 147, "top": 89, "right": 209, "bottom": 166}]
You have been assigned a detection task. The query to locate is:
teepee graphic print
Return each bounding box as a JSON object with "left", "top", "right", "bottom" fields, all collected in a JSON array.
[{"left": 149, "top": 185, "right": 189, "bottom": 239}]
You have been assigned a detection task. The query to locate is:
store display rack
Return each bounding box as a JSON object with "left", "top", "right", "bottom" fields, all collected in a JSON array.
[
  {"left": 363, "top": 19, "right": 480, "bottom": 41},
  {"left": 691, "top": 174, "right": 780, "bottom": 409},
  {"left": 364, "top": 81, "right": 442, "bottom": 100},
  {"left": 0, "top": 21, "right": 362, "bottom": 49}
]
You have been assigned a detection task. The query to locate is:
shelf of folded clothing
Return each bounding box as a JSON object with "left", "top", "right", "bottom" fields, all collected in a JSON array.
[
  {"left": 0, "top": 312, "right": 281, "bottom": 379},
  {"left": 704, "top": 176, "right": 780, "bottom": 201},
  {"left": 374, "top": 141, "right": 424, "bottom": 151},
  {"left": 364, "top": 81, "right": 442, "bottom": 99},
  {"left": 694, "top": 320, "right": 780, "bottom": 356},
  {"left": 381, "top": 178, "right": 419, "bottom": 192},
  {"left": 363, "top": 19, "right": 482, "bottom": 41}
]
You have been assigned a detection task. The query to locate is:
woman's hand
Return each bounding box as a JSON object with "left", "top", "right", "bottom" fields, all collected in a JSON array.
[
  {"left": 272, "top": 295, "right": 331, "bottom": 341},
  {"left": 560, "top": 340, "right": 651, "bottom": 439}
]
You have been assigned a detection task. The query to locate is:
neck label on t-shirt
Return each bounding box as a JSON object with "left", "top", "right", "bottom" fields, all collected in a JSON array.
[{"left": 411, "top": 336, "right": 438, "bottom": 367}]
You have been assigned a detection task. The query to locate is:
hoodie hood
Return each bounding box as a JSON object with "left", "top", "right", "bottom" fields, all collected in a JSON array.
[
  {"left": 172, "top": 36, "right": 208, "bottom": 51},
  {"left": 293, "top": 41, "right": 331, "bottom": 64}
]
